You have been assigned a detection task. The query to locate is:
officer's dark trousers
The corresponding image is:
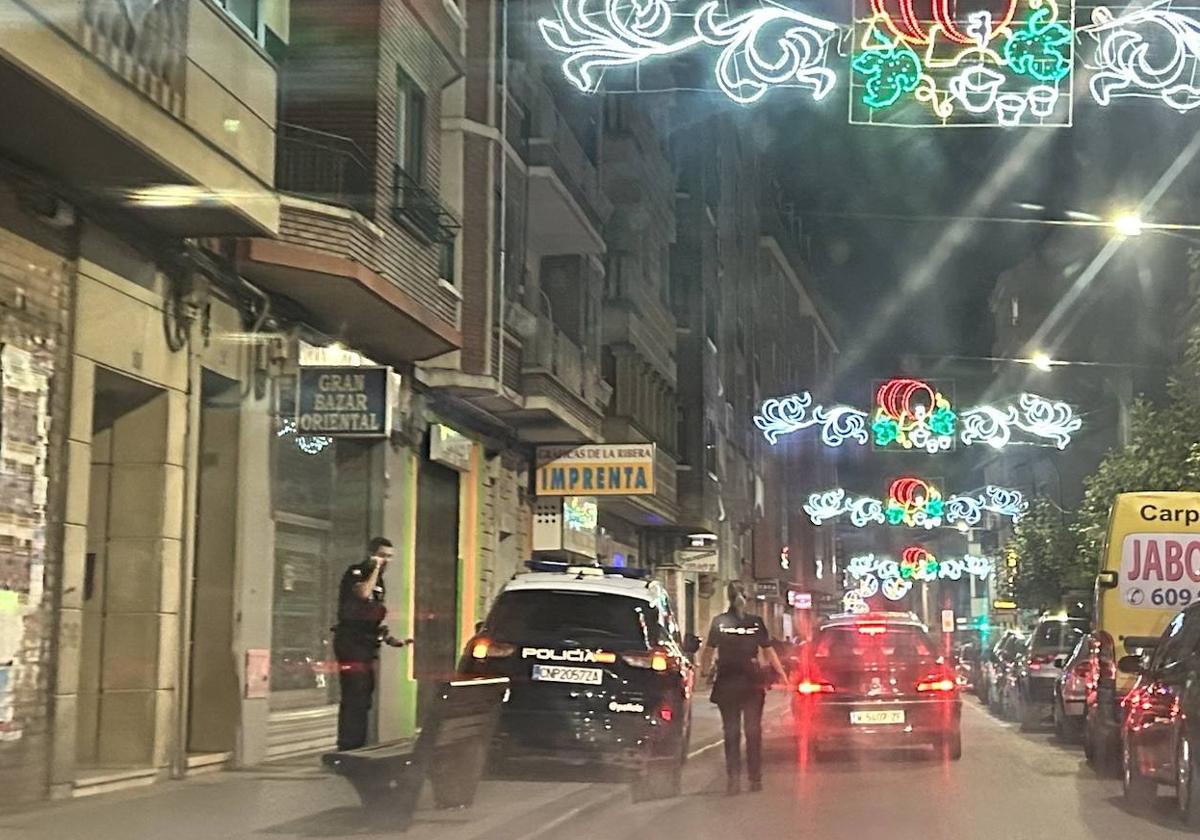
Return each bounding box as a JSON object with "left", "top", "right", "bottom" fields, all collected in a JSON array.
[
  {"left": 336, "top": 659, "right": 375, "bottom": 751},
  {"left": 716, "top": 689, "right": 765, "bottom": 781}
]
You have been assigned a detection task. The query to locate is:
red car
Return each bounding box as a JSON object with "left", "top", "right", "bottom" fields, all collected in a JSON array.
[{"left": 792, "top": 613, "right": 962, "bottom": 761}]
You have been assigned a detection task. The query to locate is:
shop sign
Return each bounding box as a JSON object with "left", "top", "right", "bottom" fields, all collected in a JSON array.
[
  {"left": 790, "top": 591, "right": 813, "bottom": 610},
  {"left": 755, "top": 580, "right": 782, "bottom": 599},
  {"left": 676, "top": 548, "right": 719, "bottom": 574},
  {"left": 941, "top": 610, "right": 956, "bottom": 634},
  {"left": 562, "top": 497, "right": 599, "bottom": 557},
  {"left": 430, "top": 424, "right": 472, "bottom": 471},
  {"left": 535, "top": 443, "right": 656, "bottom": 496},
  {"left": 296, "top": 366, "right": 392, "bottom": 436}
]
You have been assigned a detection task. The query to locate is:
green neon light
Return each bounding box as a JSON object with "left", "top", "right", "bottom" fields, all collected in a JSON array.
[
  {"left": 1003, "top": 7, "right": 1071, "bottom": 83},
  {"left": 852, "top": 39, "right": 923, "bottom": 109}
]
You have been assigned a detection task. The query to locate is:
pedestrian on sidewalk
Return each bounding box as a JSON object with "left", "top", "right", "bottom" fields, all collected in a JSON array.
[
  {"left": 699, "top": 581, "right": 788, "bottom": 795},
  {"left": 333, "top": 536, "right": 414, "bottom": 751}
]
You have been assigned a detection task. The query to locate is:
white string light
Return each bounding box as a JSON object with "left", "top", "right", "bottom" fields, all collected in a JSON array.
[
  {"left": 538, "top": 0, "right": 839, "bottom": 105},
  {"left": 1082, "top": 1, "right": 1200, "bottom": 112}
]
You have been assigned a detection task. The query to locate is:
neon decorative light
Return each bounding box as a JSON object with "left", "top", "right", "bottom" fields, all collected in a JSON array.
[
  {"left": 277, "top": 418, "right": 333, "bottom": 455},
  {"left": 539, "top": 0, "right": 1200, "bottom": 120},
  {"left": 758, "top": 381, "right": 1081, "bottom": 450},
  {"left": 754, "top": 392, "right": 870, "bottom": 445},
  {"left": 847, "top": 548, "right": 993, "bottom": 600},
  {"left": 872, "top": 378, "right": 956, "bottom": 452},
  {"left": 537, "top": 0, "right": 838, "bottom": 105},
  {"left": 849, "top": 0, "right": 1074, "bottom": 126},
  {"left": 804, "top": 478, "right": 1027, "bottom": 527},
  {"left": 1081, "top": 1, "right": 1200, "bottom": 112},
  {"left": 959, "top": 393, "right": 1082, "bottom": 449}
]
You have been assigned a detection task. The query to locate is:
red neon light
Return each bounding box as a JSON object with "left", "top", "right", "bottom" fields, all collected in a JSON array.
[
  {"left": 889, "top": 476, "right": 930, "bottom": 506},
  {"left": 869, "top": 0, "right": 1019, "bottom": 45}
]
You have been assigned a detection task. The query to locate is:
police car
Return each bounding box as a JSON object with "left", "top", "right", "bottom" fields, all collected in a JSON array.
[{"left": 458, "top": 561, "right": 699, "bottom": 800}]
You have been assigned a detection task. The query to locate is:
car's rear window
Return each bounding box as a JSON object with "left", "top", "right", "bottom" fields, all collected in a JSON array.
[
  {"left": 813, "top": 625, "right": 935, "bottom": 660},
  {"left": 486, "top": 590, "right": 656, "bottom": 648},
  {"left": 1032, "top": 620, "right": 1088, "bottom": 652}
]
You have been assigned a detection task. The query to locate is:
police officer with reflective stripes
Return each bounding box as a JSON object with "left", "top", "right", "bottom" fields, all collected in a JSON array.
[
  {"left": 700, "top": 581, "right": 787, "bottom": 795},
  {"left": 333, "top": 537, "right": 413, "bottom": 751}
]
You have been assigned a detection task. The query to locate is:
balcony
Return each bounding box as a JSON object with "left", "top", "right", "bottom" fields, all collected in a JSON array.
[
  {"left": 510, "top": 63, "right": 610, "bottom": 257},
  {"left": 276, "top": 124, "right": 373, "bottom": 217},
  {"left": 394, "top": 167, "right": 460, "bottom": 245},
  {"left": 0, "top": 0, "right": 280, "bottom": 234},
  {"left": 515, "top": 314, "right": 610, "bottom": 442}
]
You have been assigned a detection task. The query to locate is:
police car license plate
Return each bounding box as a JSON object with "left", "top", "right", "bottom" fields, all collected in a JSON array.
[
  {"left": 850, "top": 709, "right": 905, "bottom": 725},
  {"left": 531, "top": 664, "right": 603, "bottom": 685}
]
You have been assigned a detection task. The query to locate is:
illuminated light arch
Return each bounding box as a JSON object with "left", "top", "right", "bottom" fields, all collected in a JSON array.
[
  {"left": 846, "top": 549, "right": 993, "bottom": 600},
  {"left": 803, "top": 480, "right": 1027, "bottom": 527},
  {"left": 538, "top": 0, "right": 1200, "bottom": 121},
  {"left": 757, "top": 386, "right": 1080, "bottom": 450}
]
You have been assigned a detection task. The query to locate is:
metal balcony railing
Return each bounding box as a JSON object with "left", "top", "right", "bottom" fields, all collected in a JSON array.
[
  {"left": 80, "top": 0, "right": 186, "bottom": 116},
  {"left": 275, "top": 124, "right": 373, "bottom": 217},
  {"left": 393, "top": 167, "right": 460, "bottom": 245}
]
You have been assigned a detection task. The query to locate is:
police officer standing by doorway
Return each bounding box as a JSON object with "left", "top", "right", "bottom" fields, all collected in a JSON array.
[
  {"left": 333, "top": 537, "right": 413, "bottom": 751},
  {"left": 699, "top": 581, "right": 788, "bottom": 795}
]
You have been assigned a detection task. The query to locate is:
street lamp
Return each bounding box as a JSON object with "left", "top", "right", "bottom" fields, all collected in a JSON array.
[{"left": 1112, "top": 213, "right": 1145, "bottom": 237}]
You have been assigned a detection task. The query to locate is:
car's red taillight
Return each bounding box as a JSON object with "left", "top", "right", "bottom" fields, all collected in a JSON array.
[
  {"left": 797, "top": 679, "right": 836, "bottom": 695},
  {"left": 622, "top": 650, "right": 671, "bottom": 672},
  {"left": 916, "top": 678, "right": 957, "bottom": 693},
  {"left": 470, "top": 638, "right": 515, "bottom": 660}
]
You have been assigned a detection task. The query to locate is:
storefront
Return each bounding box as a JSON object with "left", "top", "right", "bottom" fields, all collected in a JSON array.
[{"left": 265, "top": 346, "right": 393, "bottom": 756}]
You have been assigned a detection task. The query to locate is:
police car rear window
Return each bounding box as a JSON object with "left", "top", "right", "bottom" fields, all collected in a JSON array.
[{"left": 488, "top": 590, "right": 657, "bottom": 647}]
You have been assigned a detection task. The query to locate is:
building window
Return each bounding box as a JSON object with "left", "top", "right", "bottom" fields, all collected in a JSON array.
[
  {"left": 439, "top": 238, "right": 457, "bottom": 285},
  {"left": 213, "top": 0, "right": 258, "bottom": 38},
  {"left": 397, "top": 69, "right": 426, "bottom": 184}
]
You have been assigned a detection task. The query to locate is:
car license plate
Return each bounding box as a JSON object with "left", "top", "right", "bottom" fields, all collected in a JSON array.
[
  {"left": 850, "top": 709, "right": 905, "bottom": 725},
  {"left": 531, "top": 664, "right": 603, "bottom": 685}
]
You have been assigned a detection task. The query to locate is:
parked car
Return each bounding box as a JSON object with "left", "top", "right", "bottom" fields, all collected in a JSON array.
[
  {"left": 955, "top": 641, "right": 980, "bottom": 691},
  {"left": 1119, "top": 604, "right": 1200, "bottom": 826},
  {"left": 1052, "top": 636, "right": 1091, "bottom": 741},
  {"left": 985, "top": 630, "right": 1027, "bottom": 718},
  {"left": 1013, "top": 614, "right": 1089, "bottom": 730}
]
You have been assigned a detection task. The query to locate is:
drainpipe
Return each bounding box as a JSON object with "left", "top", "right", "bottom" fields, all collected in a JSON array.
[
  {"left": 495, "top": 0, "right": 509, "bottom": 397},
  {"left": 172, "top": 281, "right": 203, "bottom": 780}
]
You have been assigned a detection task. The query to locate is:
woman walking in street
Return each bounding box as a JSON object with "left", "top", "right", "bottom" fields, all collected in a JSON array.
[{"left": 699, "top": 581, "right": 789, "bottom": 795}]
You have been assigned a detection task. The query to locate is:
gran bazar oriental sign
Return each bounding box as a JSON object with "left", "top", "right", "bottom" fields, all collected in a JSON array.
[{"left": 540, "top": 0, "right": 1200, "bottom": 127}]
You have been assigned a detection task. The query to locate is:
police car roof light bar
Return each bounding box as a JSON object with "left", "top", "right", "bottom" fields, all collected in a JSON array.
[{"left": 523, "top": 560, "right": 650, "bottom": 579}]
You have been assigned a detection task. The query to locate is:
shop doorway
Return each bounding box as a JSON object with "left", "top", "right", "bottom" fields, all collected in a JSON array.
[
  {"left": 186, "top": 371, "right": 240, "bottom": 762},
  {"left": 76, "top": 368, "right": 170, "bottom": 771},
  {"left": 413, "top": 458, "right": 460, "bottom": 718}
]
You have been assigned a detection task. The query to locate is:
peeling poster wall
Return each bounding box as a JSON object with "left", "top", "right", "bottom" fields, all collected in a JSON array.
[{"left": 0, "top": 344, "right": 51, "bottom": 742}]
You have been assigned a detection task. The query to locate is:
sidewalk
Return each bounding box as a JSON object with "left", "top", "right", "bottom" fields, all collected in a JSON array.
[{"left": 0, "top": 693, "right": 790, "bottom": 840}]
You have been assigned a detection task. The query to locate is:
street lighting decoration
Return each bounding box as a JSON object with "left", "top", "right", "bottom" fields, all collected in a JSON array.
[
  {"left": 755, "top": 379, "right": 1081, "bottom": 450},
  {"left": 803, "top": 478, "right": 1028, "bottom": 528},
  {"left": 846, "top": 548, "right": 993, "bottom": 601}
]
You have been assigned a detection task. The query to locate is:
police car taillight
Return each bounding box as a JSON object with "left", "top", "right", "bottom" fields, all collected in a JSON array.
[
  {"left": 471, "top": 639, "right": 515, "bottom": 660},
  {"left": 622, "top": 650, "right": 670, "bottom": 672}
]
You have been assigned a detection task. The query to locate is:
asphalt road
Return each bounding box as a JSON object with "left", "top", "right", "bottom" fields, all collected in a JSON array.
[
  {"left": 6, "top": 696, "right": 1196, "bottom": 839},
  {"left": 527, "top": 699, "right": 1197, "bottom": 840}
]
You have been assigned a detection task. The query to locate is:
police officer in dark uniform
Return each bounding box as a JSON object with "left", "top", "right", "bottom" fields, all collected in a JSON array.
[
  {"left": 333, "top": 536, "right": 413, "bottom": 751},
  {"left": 699, "top": 581, "right": 788, "bottom": 794}
]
